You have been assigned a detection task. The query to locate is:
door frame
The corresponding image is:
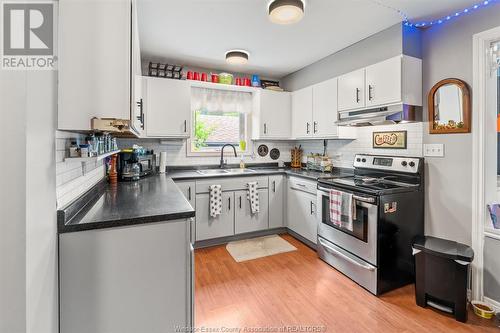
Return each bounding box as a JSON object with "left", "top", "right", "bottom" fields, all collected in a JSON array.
[{"left": 472, "top": 25, "right": 500, "bottom": 301}]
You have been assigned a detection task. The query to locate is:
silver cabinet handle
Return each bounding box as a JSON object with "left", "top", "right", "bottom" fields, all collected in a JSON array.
[
  {"left": 239, "top": 195, "right": 242, "bottom": 209},
  {"left": 319, "top": 238, "right": 375, "bottom": 271},
  {"left": 228, "top": 197, "right": 231, "bottom": 210},
  {"left": 313, "top": 121, "right": 318, "bottom": 134},
  {"left": 306, "top": 122, "right": 310, "bottom": 134},
  {"left": 273, "top": 180, "right": 276, "bottom": 193},
  {"left": 264, "top": 123, "right": 267, "bottom": 134},
  {"left": 184, "top": 120, "right": 187, "bottom": 132},
  {"left": 188, "top": 186, "right": 191, "bottom": 201},
  {"left": 368, "top": 85, "right": 373, "bottom": 101},
  {"left": 310, "top": 201, "right": 314, "bottom": 215},
  {"left": 356, "top": 88, "right": 361, "bottom": 103}
]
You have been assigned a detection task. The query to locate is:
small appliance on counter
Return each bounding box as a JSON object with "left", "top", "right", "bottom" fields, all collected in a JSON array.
[{"left": 117, "top": 149, "right": 155, "bottom": 181}]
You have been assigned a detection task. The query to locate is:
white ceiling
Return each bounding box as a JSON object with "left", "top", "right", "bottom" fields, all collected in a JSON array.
[{"left": 137, "top": 0, "right": 485, "bottom": 78}]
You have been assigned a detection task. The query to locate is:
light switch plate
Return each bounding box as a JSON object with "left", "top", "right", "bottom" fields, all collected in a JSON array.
[{"left": 424, "top": 144, "right": 444, "bottom": 157}]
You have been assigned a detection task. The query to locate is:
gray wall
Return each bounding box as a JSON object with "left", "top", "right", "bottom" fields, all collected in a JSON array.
[
  {"left": 281, "top": 23, "right": 405, "bottom": 91},
  {"left": 0, "top": 62, "right": 58, "bottom": 333},
  {"left": 0, "top": 70, "right": 27, "bottom": 333},
  {"left": 420, "top": 6, "right": 500, "bottom": 246}
]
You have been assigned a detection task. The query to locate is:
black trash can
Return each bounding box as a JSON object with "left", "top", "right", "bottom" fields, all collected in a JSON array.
[{"left": 412, "top": 235, "right": 474, "bottom": 322}]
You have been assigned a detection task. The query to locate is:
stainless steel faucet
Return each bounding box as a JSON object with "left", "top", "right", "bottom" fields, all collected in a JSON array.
[{"left": 220, "top": 144, "right": 237, "bottom": 168}]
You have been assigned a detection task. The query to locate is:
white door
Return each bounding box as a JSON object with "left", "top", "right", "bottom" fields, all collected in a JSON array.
[
  {"left": 260, "top": 90, "right": 291, "bottom": 138},
  {"left": 338, "top": 68, "right": 365, "bottom": 111},
  {"left": 292, "top": 87, "right": 313, "bottom": 138},
  {"left": 365, "top": 56, "right": 402, "bottom": 107},
  {"left": 146, "top": 78, "right": 191, "bottom": 138},
  {"left": 287, "top": 188, "right": 317, "bottom": 244},
  {"left": 269, "top": 175, "right": 285, "bottom": 228},
  {"left": 312, "top": 78, "right": 339, "bottom": 137},
  {"left": 234, "top": 190, "right": 269, "bottom": 234},
  {"left": 195, "top": 192, "right": 234, "bottom": 241},
  {"left": 58, "top": 0, "right": 131, "bottom": 131}
]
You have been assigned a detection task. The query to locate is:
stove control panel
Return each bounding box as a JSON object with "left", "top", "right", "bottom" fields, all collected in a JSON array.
[{"left": 354, "top": 154, "right": 420, "bottom": 173}]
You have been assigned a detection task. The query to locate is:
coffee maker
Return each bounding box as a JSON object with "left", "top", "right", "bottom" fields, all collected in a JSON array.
[{"left": 117, "top": 149, "right": 155, "bottom": 181}]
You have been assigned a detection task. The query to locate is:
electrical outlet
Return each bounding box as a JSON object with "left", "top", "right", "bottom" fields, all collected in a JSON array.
[{"left": 424, "top": 144, "right": 444, "bottom": 157}]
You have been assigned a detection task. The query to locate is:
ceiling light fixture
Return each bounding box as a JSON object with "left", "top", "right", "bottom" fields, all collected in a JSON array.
[
  {"left": 268, "top": 0, "right": 305, "bottom": 25},
  {"left": 225, "top": 50, "right": 249, "bottom": 65}
]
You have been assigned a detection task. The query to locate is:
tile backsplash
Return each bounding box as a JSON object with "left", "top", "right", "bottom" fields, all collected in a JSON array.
[
  {"left": 55, "top": 131, "right": 106, "bottom": 208},
  {"left": 117, "top": 123, "right": 423, "bottom": 169}
]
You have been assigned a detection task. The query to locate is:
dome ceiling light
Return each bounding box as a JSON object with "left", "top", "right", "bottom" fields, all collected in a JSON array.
[
  {"left": 268, "top": 0, "right": 305, "bottom": 25},
  {"left": 225, "top": 50, "right": 249, "bottom": 65}
]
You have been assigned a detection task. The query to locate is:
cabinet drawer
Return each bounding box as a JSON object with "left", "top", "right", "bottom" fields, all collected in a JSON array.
[
  {"left": 288, "top": 176, "right": 317, "bottom": 195},
  {"left": 196, "top": 176, "right": 268, "bottom": 194}
]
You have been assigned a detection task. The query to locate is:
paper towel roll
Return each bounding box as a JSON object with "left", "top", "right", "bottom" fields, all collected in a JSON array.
[{"left": 159, "top": 152, "right": 167, "bottom": 173}]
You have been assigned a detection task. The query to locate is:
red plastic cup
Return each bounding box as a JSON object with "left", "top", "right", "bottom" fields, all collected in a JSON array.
[
  {"left": 235, "top": 77, "right": 241, "bottom": 86},
  {"left": 186, "top": 71, "right": 193, "bottom": 80},
  {"left": 193, "top": 72, "right": 200, "bottom": 81},
  {"left": 201, "top": 73, "right": 207, "bottom": 82},
  {"left": 211, "top": 74, "right": 219, "bottom": 83},
  {"left": 244, "top": 78, "right": 251, "bottom": 86}
]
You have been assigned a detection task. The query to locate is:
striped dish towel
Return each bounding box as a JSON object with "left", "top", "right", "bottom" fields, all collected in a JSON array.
[
  {"left": 329, "top": 189, "right": 342, "bottom": 227},
  {"left": 209, "top": 185, "right": 222, "bottom": 218},
  {"left": 246, "top": 182, "right": 260, "bottom": 214}
]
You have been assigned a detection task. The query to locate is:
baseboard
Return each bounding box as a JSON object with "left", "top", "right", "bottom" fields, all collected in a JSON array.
[
  {"left": 484, "top": 296, "right": 500, "bottom": 312},
  {"left": 194, "top": 227, "right": 287, "bottom": 249},
  {"left": 286, "top": 228, "right": 317, "bottom": 251}
]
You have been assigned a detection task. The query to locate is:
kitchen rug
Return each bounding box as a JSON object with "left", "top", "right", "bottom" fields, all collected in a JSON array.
[{"left": 226, "top": 235, "right": 297, "bottom": 262}]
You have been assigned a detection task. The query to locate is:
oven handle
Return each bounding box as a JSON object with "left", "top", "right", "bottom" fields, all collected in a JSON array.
[
  {"left": 318, "top": 238, "right": 375, "bottom": 271},
  {"left": 317, "top": 187, "right": 376, "bottom": 204}
]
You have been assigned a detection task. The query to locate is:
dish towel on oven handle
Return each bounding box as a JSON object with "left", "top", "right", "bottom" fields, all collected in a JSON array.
[
  {"left": 246, "top": 181, "right": 260, "bottom": 214},
  {"left": 209, "top": 184, "right": 222, "bottom": 218},
  {"left": 329, "top": 189, "right": 355, "bottom": 231}
]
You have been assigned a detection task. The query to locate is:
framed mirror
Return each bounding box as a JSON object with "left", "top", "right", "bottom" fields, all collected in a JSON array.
[{"left": 428, "top": 78, "right": 471, "bottom": 134}]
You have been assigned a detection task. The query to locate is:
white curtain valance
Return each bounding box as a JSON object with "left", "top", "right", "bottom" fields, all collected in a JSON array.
[{"left": 191, "top": 87, "right": 253, "bottom": 114}]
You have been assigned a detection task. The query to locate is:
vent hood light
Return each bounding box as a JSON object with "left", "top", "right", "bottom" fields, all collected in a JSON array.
[
  {"left": 268, "top": 0, "right": 304, "bottom": 25},
  {"left": 225, "top": 50, "right": 249, "bottom": 65}
]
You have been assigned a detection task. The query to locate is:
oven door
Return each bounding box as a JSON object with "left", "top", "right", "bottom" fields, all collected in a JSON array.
[{"left": 317, "top": 186, "right": 378, "bottom": 266}]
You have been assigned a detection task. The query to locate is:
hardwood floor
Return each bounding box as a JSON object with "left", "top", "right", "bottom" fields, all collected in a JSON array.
[{"left": 195, "top": 234, "right": 497, "bottom": 332}]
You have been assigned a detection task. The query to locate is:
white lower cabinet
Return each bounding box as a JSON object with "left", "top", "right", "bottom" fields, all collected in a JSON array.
[
  {"left": 287, "top": 177, "right": 318, "bottom": 244},
  {"left": 269, "top": 175, "right": 285, "bottom": 228},
  {"left": 59, "top": 220, "right": 193, "bottom": 333},
  {"left": 176, "top": 181, "right": 196, "bottom": 209},
  {"left": 196, "top": 192, "right": 234, "bottom": 241},
  {"left": 234, "top": 189, "right": 269, "bottom": 234}
]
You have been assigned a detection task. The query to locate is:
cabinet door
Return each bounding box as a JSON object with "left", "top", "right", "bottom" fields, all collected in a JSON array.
[
  {"left": 287, "top": 188, "right": 317, "bottom": 244},
  {"left": 58, "top": 0, "right": 131, "bottom": 131},
  {"left": 365, "top": 56, "right": 401, "bottom": 107},
  {"left": 338, "top": 68, "right": 365, "bottom": 111},
  {"left": 195, "top": 192, "right": 234, "bottom": 241},
  {"left": 59, "top": 220, "right": 190, "bottom": 333},
  {"left": 130, "top": 0, "right": 144, "bottom": 136},
  {"left": 234, "top": 190, "right": 269, "bottom": 234},
  {"left": 269, "top": 175, "right": 285, "bottom": 228},
  {"left": 291, "top": 87, "right": 313, "bottom": 138},
  {"left": 146, "top": 78, "right": 191, "bottom": 138},
  {"left": 260, "top": 90, "right": 291, "bottom": 138},
  {"left": 175, "top": 181, "right": 196, "bottom": 209},
  {"left": 312, "top": 78, "right": 339, "bottom": 137}
]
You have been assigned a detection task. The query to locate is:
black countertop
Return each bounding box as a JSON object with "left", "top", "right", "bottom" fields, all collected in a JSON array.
[
  {"left": 58, "top": 166, "right": 353, "bottom": 234},
  {"left": 58, "top": 175, "right": 195, "bottom": 233}
]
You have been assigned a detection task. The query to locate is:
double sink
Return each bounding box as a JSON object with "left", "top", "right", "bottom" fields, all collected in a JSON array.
[{"left": 196, "top": 168, "right": 257, "bottom": 176}]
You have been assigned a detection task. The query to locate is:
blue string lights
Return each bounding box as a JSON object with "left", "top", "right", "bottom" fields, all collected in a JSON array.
[{"left": 403, "top": 0, "right": 499, "bottom": 28}]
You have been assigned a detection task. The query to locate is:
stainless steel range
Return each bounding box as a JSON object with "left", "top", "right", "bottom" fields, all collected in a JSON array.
[{"left": 316, "top": 154, "right": 424, "bottom": 295}]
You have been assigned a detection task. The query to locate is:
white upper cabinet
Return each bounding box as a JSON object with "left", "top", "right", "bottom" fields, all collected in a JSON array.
[
  {"left": 338, "top": 68, "right": 365, "bottom": 112},
  {"left": 291, "top": 87, "right": 313, "bottom": 139},
  {"left": 365, "top": 56, "right": 401, "bottom": 108},
  {"left": 253, "top": 90, "right": 291, "bottom": 139},
  {"left": 337, "top": 55, "right": 422, "bottom": 112},
  {"left": 145, "top": 78, "right": 191, "bottom": 138},
  {"left": 58, "top": 0, "right": 132, "bottom": 131},
  {"left": 130, "top": 0, "right": 144, "bottom": 136},
  {"left": 312, "top": 78, "right": 339, "bottom": 138}
]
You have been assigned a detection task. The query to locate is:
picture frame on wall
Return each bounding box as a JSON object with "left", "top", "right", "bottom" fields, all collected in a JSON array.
[{"left": 372, "top": 131, "right": 407, "bottom": 149}]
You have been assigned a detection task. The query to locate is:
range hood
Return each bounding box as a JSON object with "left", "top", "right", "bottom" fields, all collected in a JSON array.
[{"left": 336, "top": 104, "right": 421, "bottom": 127}]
